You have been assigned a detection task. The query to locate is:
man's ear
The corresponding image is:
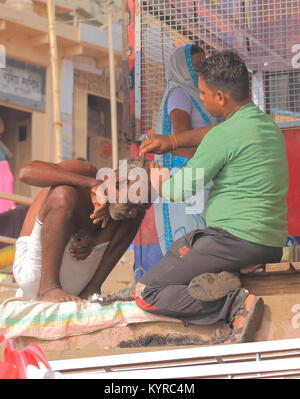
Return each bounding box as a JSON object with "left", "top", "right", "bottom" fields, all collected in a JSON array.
[{"left": 215, "top": 90, "right": 226, "bottom": 107}]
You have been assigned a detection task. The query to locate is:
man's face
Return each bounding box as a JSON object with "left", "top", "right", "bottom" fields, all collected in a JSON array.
[
  {"left": 198, "top": 77, "right": 223, "bottom": 117},
  {"left": 108, "top": 159, "right": 152, "bottom": 221}
]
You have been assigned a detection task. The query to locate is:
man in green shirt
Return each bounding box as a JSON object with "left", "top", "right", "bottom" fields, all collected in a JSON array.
[{"left": 135, "top": 51, "right": 288, "bottom": 343}]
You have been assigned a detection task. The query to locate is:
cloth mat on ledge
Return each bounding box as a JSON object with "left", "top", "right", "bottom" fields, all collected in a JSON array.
[{"left": 0, "top": 297, "right": 179, "bottom": 340}]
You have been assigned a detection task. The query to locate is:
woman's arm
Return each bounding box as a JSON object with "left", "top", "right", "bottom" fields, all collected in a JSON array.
[{"left": 170, "top": 109, "right": 196, "bottom": 158}]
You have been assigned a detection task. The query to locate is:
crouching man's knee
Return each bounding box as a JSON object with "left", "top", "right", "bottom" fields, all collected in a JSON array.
[{"left": 40, "top": 185, "right": 80, "bottom": 221}]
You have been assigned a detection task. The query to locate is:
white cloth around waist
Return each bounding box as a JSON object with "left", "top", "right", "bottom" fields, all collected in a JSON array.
[{"left": 13, "top": 218, "right": 109, "bottom": 300}]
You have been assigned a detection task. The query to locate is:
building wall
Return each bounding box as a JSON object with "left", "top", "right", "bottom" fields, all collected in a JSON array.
[
  {"left": 0, "top": 27, "right": 52, "bottom": 195},
  {"left": 0, "top": 13, "right": 127, "bottom": 199},
  {"left": 72, "top": 56, "right": 131, "bottom": 169}
]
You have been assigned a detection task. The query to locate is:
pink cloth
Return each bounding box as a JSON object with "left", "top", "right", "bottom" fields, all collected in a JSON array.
[{"left": 0, "top": 161, "right": 15, "bottom": 213}]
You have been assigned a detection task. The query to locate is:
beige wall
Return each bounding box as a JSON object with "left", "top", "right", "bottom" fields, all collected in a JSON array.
[
  {"left": 73, "top": 66, "right": 131, "bottom": 170},
  {"left": 0, "top": 20, "right": 127, "bottom": 191},
  {"left": 31, "top": 66, "right": 56, "bottom": 163},
  {"left": 0, "top": 58, "right": 130, "bottom": 196},
  {"left": 73, "top": 87, "right": 88, "bottom": 160},
  {"left": 0, "top": 63, "right": 56, "bottom": 197}
]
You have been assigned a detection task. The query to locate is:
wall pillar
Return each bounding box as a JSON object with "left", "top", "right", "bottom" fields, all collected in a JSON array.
[
  {"left": 60, "top": 58, "right": 74, "bottom": 160},
  {"left": 73, "top": 87, "right": 87, "bottom": 160}
]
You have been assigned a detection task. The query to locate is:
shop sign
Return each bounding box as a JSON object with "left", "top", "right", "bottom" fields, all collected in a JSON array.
[{"left": 0, "top": 58, "right": 46, "bottom": 111}]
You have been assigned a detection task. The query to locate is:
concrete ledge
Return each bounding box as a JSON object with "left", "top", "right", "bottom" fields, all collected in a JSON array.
[
  {"left": 11, "top": 293, "right": 300, "bottom": 361},
  {"left": 13, "top": 320, "right": 227, "bottom": 361}
]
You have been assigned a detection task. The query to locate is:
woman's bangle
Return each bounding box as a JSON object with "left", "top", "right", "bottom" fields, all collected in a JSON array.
[
  {"left": 168, "top": 135, "right": 175, "bottom": 150},
  {"left": 169, "top": 134, "right": 179, "bottom": 150},
  {"left": 171, "top": 134, "right": 179, "bottom": 148}
]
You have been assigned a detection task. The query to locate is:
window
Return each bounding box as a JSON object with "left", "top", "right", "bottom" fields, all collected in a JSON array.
[{"left": 18, "top": 125, "right": 27, "bottom": 142}]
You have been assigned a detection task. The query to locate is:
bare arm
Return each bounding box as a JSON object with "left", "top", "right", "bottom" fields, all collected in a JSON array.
[
  {"left": 139, "top": 124, "right": 216, "bottom": 156},
  {"left": 171, "top": 109, "right": 192, "bottom": 135},
  {"left": 19, "top": 160, "right": 99, "bottom": 189},
  {"left": 176, "top": 124, "right": 215, "bottom": 147},
  {"left": 170, "top": 109, "right": 195, "bottom": 158},
  {"left": 80, "top": 211, "right": 146, "bottom": 298}
]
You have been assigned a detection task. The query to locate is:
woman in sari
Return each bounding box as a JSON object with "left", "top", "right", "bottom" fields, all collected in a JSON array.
[{"left": 133, "top": 44, "right": 215, "bottom": 280}]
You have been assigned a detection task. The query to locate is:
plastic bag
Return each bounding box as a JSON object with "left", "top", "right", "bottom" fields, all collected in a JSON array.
[{"left": 0, "top": 335, "right": 63, "bottom": 379}]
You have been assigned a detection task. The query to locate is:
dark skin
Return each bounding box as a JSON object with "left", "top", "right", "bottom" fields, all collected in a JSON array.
[{"left": 19, "top": 160, "right": 146, "bottom": 302}]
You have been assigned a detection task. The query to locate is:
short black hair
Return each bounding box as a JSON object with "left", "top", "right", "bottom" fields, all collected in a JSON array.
[{"left": 196, "top": 51, "right": 250, "bottom": 101}]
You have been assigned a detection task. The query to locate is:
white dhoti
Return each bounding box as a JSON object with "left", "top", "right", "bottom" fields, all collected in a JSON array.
[{"left": 13, "top": 218, "right": 109, "bottom": 300}]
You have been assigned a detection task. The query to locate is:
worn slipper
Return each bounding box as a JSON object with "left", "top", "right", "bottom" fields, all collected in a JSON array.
[{"left": 188, "top": 271, "right": 241, "bottom": 302}]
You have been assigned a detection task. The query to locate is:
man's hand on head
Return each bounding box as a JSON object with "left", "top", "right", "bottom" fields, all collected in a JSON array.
[
  {"left": 90, "top": 175, "right": 126, "bottom": 227},
  {"left": 90, "top": 161, "right": 154, "bottom": 226}
]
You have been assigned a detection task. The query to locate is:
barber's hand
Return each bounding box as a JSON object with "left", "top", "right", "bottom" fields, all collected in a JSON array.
[
  {"left": 69, "top": 232, "right": 94, "bottom": 260},
  {"left": 139, "top": 134, "right": 172, "bottom": 156}
]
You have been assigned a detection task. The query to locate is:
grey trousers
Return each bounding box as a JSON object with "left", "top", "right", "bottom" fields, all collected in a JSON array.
[{"left": 135, "top": 227, "right": 282, "bottom": 325}]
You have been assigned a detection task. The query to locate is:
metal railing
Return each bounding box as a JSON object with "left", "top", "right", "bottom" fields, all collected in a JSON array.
[
  {"left": 135, "top": 0, "right": 300, "bottom": 135},
  {"left": 0, "top": 192, "right": 33, "bottom": 206},
  {"left": 50, "top": 338, "right": 300, "bottom": 379}
]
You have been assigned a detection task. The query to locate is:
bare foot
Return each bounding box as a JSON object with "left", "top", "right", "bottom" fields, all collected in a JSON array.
[{"left": 38, "top": 287, "right": 82, "bottom": 303}]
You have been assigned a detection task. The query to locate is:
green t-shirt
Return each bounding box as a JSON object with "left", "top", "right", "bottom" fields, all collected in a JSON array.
[{"left": 162, "top": 102, "right": 288, "bottom": 247}]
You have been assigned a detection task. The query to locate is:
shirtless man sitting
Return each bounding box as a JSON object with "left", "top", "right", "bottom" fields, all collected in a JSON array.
[{"left": 13, "top": 159, "right": 149, "bottom": 303}]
